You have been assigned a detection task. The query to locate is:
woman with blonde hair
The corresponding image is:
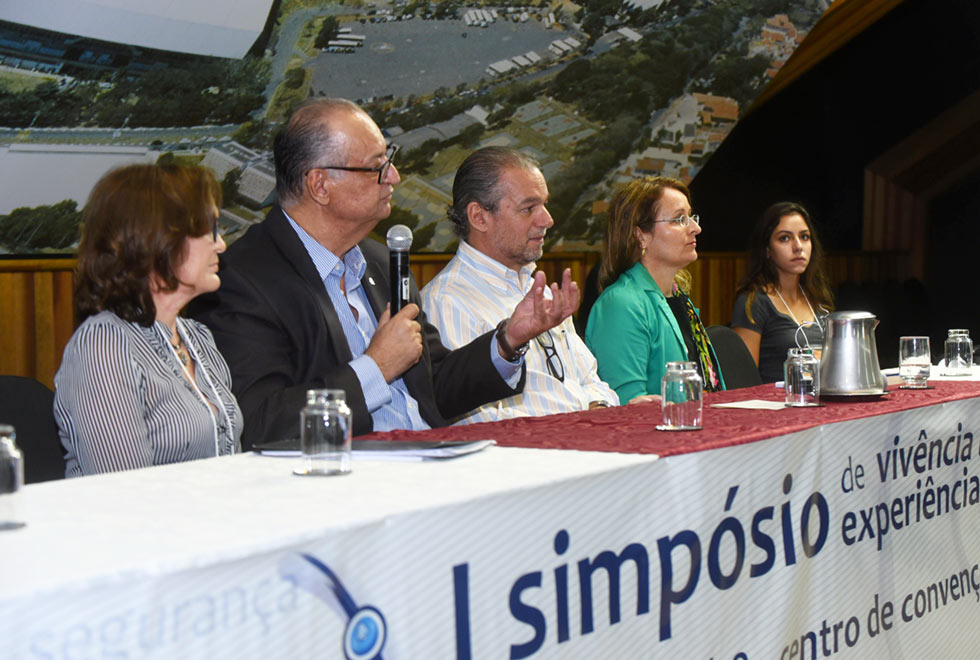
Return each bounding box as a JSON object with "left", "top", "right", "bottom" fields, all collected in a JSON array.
[
  {"left": 54, "top": 163, "right": 243, "bottom": 477},
  {"left": 586, "top": 176, "right": 725, "bottom": 400}
]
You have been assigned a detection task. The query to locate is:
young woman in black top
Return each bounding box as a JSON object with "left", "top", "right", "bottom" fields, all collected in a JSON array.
[{"left": 731, "top": 202, "right": 834, "bottom": 383}]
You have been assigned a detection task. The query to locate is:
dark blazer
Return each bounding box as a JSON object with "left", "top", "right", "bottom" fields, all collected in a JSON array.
[{"left": 191, "top": 206, "right": 524, "bottom": 448}]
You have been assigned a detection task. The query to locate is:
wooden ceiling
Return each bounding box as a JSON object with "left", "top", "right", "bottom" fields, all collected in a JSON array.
[
  {"left": 749, "top": 0, "right": 906, "bottom": 114},
  {"left": 870, "top": 89, "right": 980, "bottom": 199}
]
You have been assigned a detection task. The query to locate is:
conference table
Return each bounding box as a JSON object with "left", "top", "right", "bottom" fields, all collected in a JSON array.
[{"left": 3, "top": 381, "right": 980, "bottom": 659}]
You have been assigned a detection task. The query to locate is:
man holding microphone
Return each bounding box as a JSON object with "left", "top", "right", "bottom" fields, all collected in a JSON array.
[{"left": 192, "top": 98, "right": 578, "bottom": 447}]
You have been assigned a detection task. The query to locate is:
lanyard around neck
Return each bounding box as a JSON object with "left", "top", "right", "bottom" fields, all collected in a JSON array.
[
  {"left": 774, "top": 285, "right": 821, "bottom": 331},
  {"left": 158, "top": 319, "right": 232, "bottom": 457}
]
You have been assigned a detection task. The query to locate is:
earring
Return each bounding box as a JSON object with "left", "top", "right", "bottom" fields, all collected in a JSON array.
[{"left": 641, "top": 246, "right": 646, "bottom": 257}]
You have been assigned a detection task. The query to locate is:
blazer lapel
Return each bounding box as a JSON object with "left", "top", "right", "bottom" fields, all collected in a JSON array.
[
  {"left": 656, "top": 294, "right": 686, "bottom": 349},
  {"left": 632, "top": 265, "right": 685, "bottom": 349},
  {"left": 265, "top": 207, "right": 353, "bottom": 364},
  {"left": 362, "top": 256, "right": 389, "bottom": 320}
]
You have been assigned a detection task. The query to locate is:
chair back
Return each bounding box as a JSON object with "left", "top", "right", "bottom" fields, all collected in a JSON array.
[
  {"left": 707, "top": 325, "right": 763, "bottom": 390},
  {"left": 0, "top": 376, "right": 65, "bottom": 483}
]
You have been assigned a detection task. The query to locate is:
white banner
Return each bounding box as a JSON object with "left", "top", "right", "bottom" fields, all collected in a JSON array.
[{"left": 5, "top": 398, "right": 980, "bottom": 659}]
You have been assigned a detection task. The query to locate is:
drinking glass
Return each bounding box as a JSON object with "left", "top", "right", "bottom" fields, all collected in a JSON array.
[
  {"left": 0, "top": 425, "right": 25, "bottom": 531},
  {"left": 295, "top": 389, "right": 352, "bottom": 476},
  {"left": 898, "top": 336, "right": 930, "bottom": 388},
  {"left": 784, "top": 347, "right": 820, "bottom": 406},
  {"left": 943, "top": 329, "right": 973, "bottom": 377},
  {"left": 658, "top": 362, "right": 703, "bottom": 430}
]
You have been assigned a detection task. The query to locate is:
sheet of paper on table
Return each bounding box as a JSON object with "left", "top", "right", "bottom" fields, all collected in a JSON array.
[
  {"left": 927, "top": 363, "right": 980, "bottom": 381},
  {"left": 254, "top": 438, "right": 496, "bottom": 461},
  {"left": 711, "top": 399, "right": 788, "bottom": 410},
  {"left": 881, "top": 365, "right": 980, "bottom": 382}
]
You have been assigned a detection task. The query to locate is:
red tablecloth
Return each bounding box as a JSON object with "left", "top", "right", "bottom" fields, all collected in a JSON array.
[{"left": 364, "top": 381, "right": 980, "bottom": 457}]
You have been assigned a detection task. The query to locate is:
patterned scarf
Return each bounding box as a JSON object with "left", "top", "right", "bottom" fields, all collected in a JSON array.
[{"left": 675, "top": 290, "right": 724, "bottom": 392}]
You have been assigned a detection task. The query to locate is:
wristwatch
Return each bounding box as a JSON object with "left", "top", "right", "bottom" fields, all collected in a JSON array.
[{"left": 495, "top": 319, "right": 529, "bottom": 362}]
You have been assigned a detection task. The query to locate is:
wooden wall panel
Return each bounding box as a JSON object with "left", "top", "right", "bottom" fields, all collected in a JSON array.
[
  {"left": 0, "top": 259, "right": 76, "bottom": 388},
  {"left": 1, "top": 251, "right": 909, "bottom": 389},
  {"left": 0, "top": 271, "right": 33, "bottom": 379},
  {"left": 32, "top": 271, "right": 56, "bottom": 384}
]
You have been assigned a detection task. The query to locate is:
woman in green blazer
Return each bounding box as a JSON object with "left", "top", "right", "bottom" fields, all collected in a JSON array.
[{"left": 586, "top": 177, "right": 725, "bottom": 400}]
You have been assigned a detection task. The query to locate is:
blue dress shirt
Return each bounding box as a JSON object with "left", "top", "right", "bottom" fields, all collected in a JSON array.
[{"left": 285, "top": 214, "right": 520, "bottom": 431}]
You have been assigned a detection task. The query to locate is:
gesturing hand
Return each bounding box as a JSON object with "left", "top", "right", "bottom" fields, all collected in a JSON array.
[
  {"left": 502, "top": 268, "right": 579, "bottom": 353},
  {"left": 365, "top": 303, "right": 424, "bottom": 382}
]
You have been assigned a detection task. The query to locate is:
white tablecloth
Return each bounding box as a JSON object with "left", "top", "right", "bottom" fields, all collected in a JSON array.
[{"left": 3, "top": 395, "right": 980, "bottom": 659}]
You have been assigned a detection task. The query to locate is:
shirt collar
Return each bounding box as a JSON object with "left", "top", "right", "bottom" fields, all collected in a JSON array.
[
  {"left": 284, "top": 211, "right": 366, "bottom": 284},
  {"left": 458, "top": 240, "right": 536, "bottom": 290},
  {"left": 627, "top": 261, "right": 672, "bottom": 299}
]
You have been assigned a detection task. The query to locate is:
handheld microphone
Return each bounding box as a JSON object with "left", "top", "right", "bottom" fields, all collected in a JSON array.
[{"left": 386, "top": 224, "right": 413, "bottom": 314}]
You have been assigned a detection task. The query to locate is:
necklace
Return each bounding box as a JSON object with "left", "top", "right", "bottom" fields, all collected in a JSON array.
[
  {"left": 773, "top": 284, "right": 820, "bottom": 329},
  {"left": 160, "top": 320, "right": 231, "bottom": 458},
  {"left": 171, "top": 336, "right": 191, "bottom": 367}
]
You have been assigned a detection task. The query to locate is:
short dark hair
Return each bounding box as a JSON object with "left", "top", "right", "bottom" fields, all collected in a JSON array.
[
  {"left": 448, "top": 147, "right": 539, "bottom": 241},
  {"left": 75, "top": 163, "right": 221, "bottom": 326},
  {"left": 273, "top": 98, "right": 363, "bottom": 206}
]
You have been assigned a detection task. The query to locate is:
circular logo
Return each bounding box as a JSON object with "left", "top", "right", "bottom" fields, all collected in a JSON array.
[{"left": 344, "top": 606, "right": 387, "bottom": 660}]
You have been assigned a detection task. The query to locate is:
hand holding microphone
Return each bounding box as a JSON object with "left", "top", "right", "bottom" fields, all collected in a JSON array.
[
  {"left": 386, "top": 224, "right": 413, "bottom": 314},
  {"left": 365, "top": 225, "right": 422, "bottom": 382}
]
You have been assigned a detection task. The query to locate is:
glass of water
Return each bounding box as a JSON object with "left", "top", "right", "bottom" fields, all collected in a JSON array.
[
  {"left": 657, "top": 362, "right": 703, "bottom": 431},
  {"left": 295, "top": 389, "right": 352, "bottom": 476},
  {"left": 899, "top": 336, "right": 931, "bottom": 388},
  {"left": 784, "top": 347, "right": 820, "bottom": 406},
  {"left": 943, "top": 329, "right": 973, "bottom": 377},
  {"left": 0, "top": 425, "right": 25, "bottom": 531}
]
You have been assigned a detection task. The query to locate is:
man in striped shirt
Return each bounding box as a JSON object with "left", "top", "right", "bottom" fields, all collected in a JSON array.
[{"left": 421, "top": 147, "right": 619, "bottom": 424}]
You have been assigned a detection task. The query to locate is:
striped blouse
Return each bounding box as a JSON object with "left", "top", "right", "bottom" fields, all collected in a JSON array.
[{"left": 54, "top": 311, "right": 243, "bottom": 478}]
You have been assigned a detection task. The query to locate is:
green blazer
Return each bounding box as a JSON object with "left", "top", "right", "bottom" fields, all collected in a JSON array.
[{"left": 586, "top": 262, "right": 702, "bottom": 400}]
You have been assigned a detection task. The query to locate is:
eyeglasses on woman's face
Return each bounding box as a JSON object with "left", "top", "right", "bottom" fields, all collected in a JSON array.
[{"left": 652, "top": 213, "right": 700, "bottom": 228}]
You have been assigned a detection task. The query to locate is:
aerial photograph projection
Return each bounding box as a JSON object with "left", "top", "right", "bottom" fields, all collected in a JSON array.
[{"left": 0, "top": 0, "right": 833, "bottom": 254}]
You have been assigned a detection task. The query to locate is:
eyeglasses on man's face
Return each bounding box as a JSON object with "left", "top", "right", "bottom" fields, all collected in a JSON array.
[
  {"left": 535, "top": 330, "right": 565, "bottom": 382},
  {"left": 309, "top": 143, "right": 400, "bottom": 184},
  {"left": 653, "top": 213, "right": 700, "bottom": 228}
]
